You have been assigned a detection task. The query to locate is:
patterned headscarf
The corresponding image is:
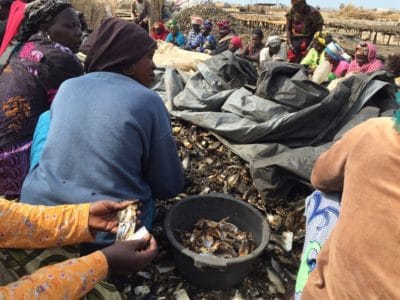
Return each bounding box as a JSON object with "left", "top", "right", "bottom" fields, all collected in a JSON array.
[
  {"left": 313, "top": 31, "right": 332, "bottom": 47},
  {"left": 190, "top": 15, "right": 203, "bottom": 25},
  {"left": 166, "top": 19, "right": 179, "bottom": 30},
  {"left": 325, "top": 42, "right": 344, "bottom": 61},
  {"left": 18, "top": 0, "right": 72, "bottom": 43},
  {"left": 217, "top": 19, "right": 230, "bottom": 30},
  {"left": 347, "top": 42, "right": 384, "bottom": 74}
]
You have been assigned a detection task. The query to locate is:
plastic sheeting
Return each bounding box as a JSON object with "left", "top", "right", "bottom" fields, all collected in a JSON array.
[{"left": 154, "top": 52, "right": 397, "bottom": 201}]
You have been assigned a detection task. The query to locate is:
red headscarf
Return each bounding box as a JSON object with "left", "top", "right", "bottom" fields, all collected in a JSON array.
[
  {"left": 0, "top": 0, "right": 26, "bottom": 56},
  {"left": 230, "top": 36, "right": 242, "bottom": 49},
  {"left": 150, "top": 21, "right": 168, "bottom": 41}
]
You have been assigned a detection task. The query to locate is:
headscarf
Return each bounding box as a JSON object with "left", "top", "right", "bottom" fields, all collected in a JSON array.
[
  {"left": 230, "top": 36, "right": 242, "bottom": 49},
  {"left": 190, "top": 15, "right": 203, "bottom": 26},
  {"left": 84, "top": 17, "right": 156, "bottom": 73},
  {"left": 166, "top": 18, "right": 179, "bottom": 30},
  {"left": 150, "top": 21, "right": 168, "bottom": 40},
  {"left": 0, "top": 0, "right": 26, "bottom": 56},
  {"left": 313, "top": 31, "right": 332, "bottom": 47},
  {"left": 217, "top": 19, "right": 230, "bottom": 37},
  {"left": 217, "top": 19, "right": 230, "bottom": 31},
  {"left": 325, "top": 42, "right": 344, "bottom": 62},
  {"left": 202, "top": 20, "right": 213, "bottom": 31},
  {"left": 347, "top": 42, "right": 384, "bottom": 74},
  {"left": 266, "top": 35, "right": 281, "bottom": 48},
  {"left": 18, "top": 0, "right": 72, "bottom": 43}
]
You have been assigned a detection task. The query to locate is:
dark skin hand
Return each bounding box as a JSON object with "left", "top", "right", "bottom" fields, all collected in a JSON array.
[
  {"left": 88, "top": 201, "right": 132, "bottom": 234},
  {"left": 102, "top": 234, "right": 158, "bottom": 273}
]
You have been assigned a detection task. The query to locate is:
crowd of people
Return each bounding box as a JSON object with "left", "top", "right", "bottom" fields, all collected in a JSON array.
[{"left": 0, "top": 0, "right": 399, "bottom": 298}]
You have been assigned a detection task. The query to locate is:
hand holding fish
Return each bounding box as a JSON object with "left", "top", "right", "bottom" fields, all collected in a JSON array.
[{"left": 88, "top": 200, "right": 132, "bottom": 234}]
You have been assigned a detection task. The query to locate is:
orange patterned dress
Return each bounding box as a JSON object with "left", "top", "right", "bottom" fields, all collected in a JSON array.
[{"left": 0, "top": 199, "right": 108, "bottom": 299}]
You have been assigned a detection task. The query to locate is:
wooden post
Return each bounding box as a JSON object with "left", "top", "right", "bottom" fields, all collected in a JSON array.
[{"left": 387, "top": 34, "right": 391, "bottom": 46}]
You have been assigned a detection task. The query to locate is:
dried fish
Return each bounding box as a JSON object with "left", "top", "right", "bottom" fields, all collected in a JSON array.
[
  {"left": 116, "top": 201, "right": 139, "bottom": 242},
  {"left": 266, "top": 267, "right": 286, "bottom": 294},
  {"left": 138, "top": 118, "right": 308, "bottom": 298},
  {"left": 173, "top": 289, "right": 190, "bottom": 300},
  {"left": 179, "top": 218, "right": 257, "bottom": 259},
  {"left": 282, "top": 231, "right": 294, "bottom": 252}
]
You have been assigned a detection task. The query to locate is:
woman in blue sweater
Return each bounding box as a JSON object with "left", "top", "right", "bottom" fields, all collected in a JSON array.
[{"left": 21, "top": 18, "right": 185, "bottom": 245}]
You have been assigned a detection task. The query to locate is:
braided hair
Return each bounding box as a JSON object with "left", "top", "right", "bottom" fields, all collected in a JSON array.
[{"left": 18, "top": 0, "right": 71, "bottom": 43}]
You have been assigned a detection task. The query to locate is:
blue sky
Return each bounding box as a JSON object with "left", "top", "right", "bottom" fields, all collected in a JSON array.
[{"left": 226, "top": 0, "right": 400, "bottom": 9}]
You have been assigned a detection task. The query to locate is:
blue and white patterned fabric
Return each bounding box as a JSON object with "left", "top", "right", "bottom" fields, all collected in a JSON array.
[
  {"left": 185, "top": 30, "right": 202, "bottom": 50},
  {"left": 295, "top": 190, "right": 341, "bottom": 299}
]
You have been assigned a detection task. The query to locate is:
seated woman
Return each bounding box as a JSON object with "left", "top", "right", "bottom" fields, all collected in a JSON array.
[
  {"left": 165, "top": 19, "right": 186, "bottom": 47},
  {"left": 346, "top": 41, "right": 384, "bottom": 76},
  {"left": 21, "top": 18, "right": 184, "bottom": 245},
  {"left": 184, "top": 15, "right": 203, "bottom": 50},
  {"left": 296, "top": 115, "right": 400, "bottom": 299},
  {"left": 212, "top": 19, "right": 235, "bottom": 55},
  {"left": 300, "top": 31, "right": 332, "bottom": 72},
  {"left": 150, "top": 21, "right": 168, "bottom": 41},
  {"left": 197, "top": 20, "right": 216, "bottom": 54},
  {"left": 240, "top": 28, "right": 264, "bottom": 65},
  {"left": 323, "top": 41, "right": 350, "bottom": 79},
  {"left": 0, "top": 198, "right": 157, "bottom": 298},
  {"left": 228, "top": 35, "right": 242, "bottom": 55},
  {"left": 0, "top": 0, "right": 83, "bottom": 198},
  {"left": 259, "top": 34, "right": 287, "bottom": 69}
]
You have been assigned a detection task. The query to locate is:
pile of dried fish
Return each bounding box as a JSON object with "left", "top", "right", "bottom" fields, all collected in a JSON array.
[
  {"left": 179, "top": 218, "right": 257, "bottom": 258},
  {"left": 120, "top": 119, "right": 308, "bottom": 300}
]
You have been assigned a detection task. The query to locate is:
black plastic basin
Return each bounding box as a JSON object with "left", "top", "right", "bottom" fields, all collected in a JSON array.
[{"left": 164, "top": 193, "right": 270, "bottom": 289}]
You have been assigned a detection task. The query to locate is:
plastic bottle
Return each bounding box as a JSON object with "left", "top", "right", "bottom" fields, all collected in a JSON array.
[{"left": 312, "top": 60, "right": 331, "bottom": 84}]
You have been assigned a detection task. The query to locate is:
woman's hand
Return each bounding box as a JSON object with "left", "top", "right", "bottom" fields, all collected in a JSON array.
[
  {"left": 88, "top": 201, "right": 130, "bottom": 234},
  {"left": 101, "top": 234, "right": 158, "bottom": 273}
]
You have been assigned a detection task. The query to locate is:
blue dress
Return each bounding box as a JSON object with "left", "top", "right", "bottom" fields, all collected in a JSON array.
[{"left": 21, "top": 72, "right": 184, "bottom": 243}]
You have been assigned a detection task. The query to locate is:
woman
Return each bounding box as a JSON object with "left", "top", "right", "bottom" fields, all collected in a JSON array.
[
  {"left": 185, "top": 15, "right": 203, "bottom": 50},
  {"left": 21, "top": 18, "right": 184, "bottom": 244},
  {"left": 0, "top": 198, "right": 157, "bottom": 298},
  {"left": 298, "top": 115, "right": 400, "bottom": 299},
  {"left": 0, "top": 0, "right": 83, "bottom": 197},
  {"left": 165, "top": 18, "right": 185, "bottom": 47},
  {"left": 240, "top": 28, "right": 264, "bottom": 64},
  {"left": 300, "top": 31, "right": 332, "bottom": 72},
  {"left": 212, "top": 19, "right": 235, "bottom": 55},
  {"left": 259, "top": 35, "right": 287, "bottom": 69},
  {"left": 150, "top": 21, "right": 168, "bottom": 41},
  {"left": 197, "top": 20, "right": 216, "bottom": 53},
  {"left": 346, "top": 41, "right": 384, "bottom": 75},
  {"left": 323, "top": 41, "right": 350, "bottom": 79},
  {"left": 228, "top": 35, "right": 242, "bottom": 55},
  {"left": 286, "top": 0, "right": 323, "bottom": 63}
]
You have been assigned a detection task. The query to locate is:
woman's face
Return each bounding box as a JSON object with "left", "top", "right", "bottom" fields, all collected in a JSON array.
[
  {"left": 355, "top": 44, "right": 369, "bottom": 66},
  {"left": 47, "top": 7, "right": 82, "bottom": 53},
  {"left": 228, "top": 41, "right": 238, "bottom": 52},
  {"left": 132, "top": 47, "right": 156, "bottom": 87},
  {"left": 252, "top": 34, "right": 262, "bottom": 48},
  {"left": 153, "top": 25, "right": 162, "bottom": 34}
]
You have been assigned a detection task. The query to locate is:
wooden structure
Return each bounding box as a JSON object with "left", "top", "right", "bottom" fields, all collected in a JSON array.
[
  {"left": 324, "top": 19, "right": 400, "bottom": 46},
  {"left": 230, "top": 12, "right": 400, "bottom": 46},
  {"left": 230, "top": 13, "right": 286, "bottom": 33}
]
